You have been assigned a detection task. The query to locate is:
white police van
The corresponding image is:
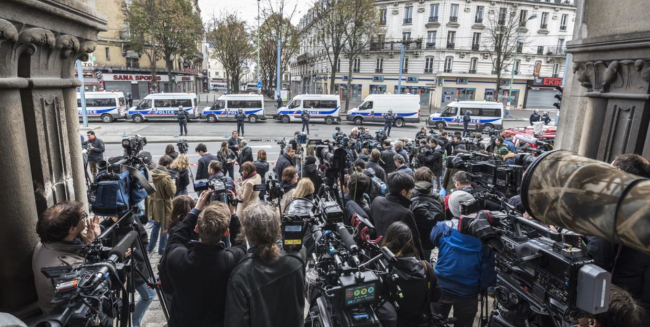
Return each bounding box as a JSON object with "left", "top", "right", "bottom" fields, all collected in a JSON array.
[
  {"left": 77, "top": 92, "right": 127, "bottom": 123},
  {"left": 347, "top": 94, "right": 420, "bottom": 127},
  {"left": 275, "top": 94, "right": 341, "bottom": 125},
  {"left": 127, "top": 93, "right": 200, "bottom": 123},
  {"left": 428, "top": 101, "right": 503, "bottom": 133},
  {"left": 201, "top": 94, "right": 266, "bottom": 123}
]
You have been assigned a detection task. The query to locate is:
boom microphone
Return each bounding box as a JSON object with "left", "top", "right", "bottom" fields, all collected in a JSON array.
[
  {"left": 337, "top": 223, "right": 359, "bottom": 254},
  {"left": 108, "top": 231, "right": 138, "bottom": 262},
  {"left": 514, "top": 134, "right": 538, "bottom": 145}
]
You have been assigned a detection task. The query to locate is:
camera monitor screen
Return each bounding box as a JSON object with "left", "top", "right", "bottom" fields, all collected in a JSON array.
[
  {"left": 344, "top": 283, "right": 377, "bottom": 307},
  {"left": 284, "top": 225, "right": 303, "bottom": 233}
]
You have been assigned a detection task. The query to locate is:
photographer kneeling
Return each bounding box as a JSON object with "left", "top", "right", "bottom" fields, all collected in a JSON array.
[
  {"left": 165, "top": 191, "right": 245, "bottom": 327},
  {"left": 225, "top": 205, "right": 305, "bottom": 327}
]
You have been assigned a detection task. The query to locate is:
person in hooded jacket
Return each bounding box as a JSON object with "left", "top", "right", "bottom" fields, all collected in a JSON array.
[
  {"left": 169, "top": 154, "right": 191, "bottom": 196},
  {"left": 146, "top": 155, "right": 177, "bottom": 255},
  {"left": 377, "top": 222, "right": 442, "bottom": 327},
  {"left": 410, "top": 167, "right": 445, "bottom": 261},
  {"left": 462, "top": 110, "right": 471, "bottom": 137},
  {"left": 301, "top": 156, "right": 324, "bottom": 194},
  {"left": 254, "top": 150, "right": 270, "bottom": 201}
]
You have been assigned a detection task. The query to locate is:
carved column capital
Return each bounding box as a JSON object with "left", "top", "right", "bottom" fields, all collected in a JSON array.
[
  {"left": 0, "top": 19, "right": 18, "bottom": 43},
  {"left": 56, "top": 35, "right": 80, "bottom": 59},
  {"left": 573, "top": 60, "right": 650, "bottom": 95}
]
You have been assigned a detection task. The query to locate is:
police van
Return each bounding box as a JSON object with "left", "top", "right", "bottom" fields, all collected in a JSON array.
[
  {"left": 428, "top": 101, "right": 503, "bottom": 133},
  {"left": 347, "top": 94, "right": 420, "bottom": 127},
  {"left": 76, "top": 92, "right": 127, "bottom": 123},
  {"left": 201, "top": 94, "right": 266, "bottom": 123},
  {"left": 275, "top": 94, "right": 341, "bottom": 125},
  {"left": 127, "top": 93, "right": 200, "bottom": 123}
]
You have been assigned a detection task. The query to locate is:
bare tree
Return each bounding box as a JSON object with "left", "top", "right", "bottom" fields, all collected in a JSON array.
[
  {"left": 311, "top": 0, "right": 350, "bottom": 94},
  {"left": 341, "top": 0, "right": 381, "bottom": 111},
  {"left": 484, "top": 5, "right": 524, "bottom": 102},
  {"left": 206, "top": 15, "right": 253, "bottom": 93}
]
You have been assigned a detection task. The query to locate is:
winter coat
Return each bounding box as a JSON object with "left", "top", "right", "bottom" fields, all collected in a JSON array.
[
  {"left": 396, "top": 165, "right": 414, "bottom": 177},
  {"left": 168, "top": 151, "right": 179, "bottom": 160},
  {"left": 169, "top": 168, "right": 190, "bottom": 195},
  {"left": 177, "top": 109, "right": 189, "bottom": 121},
  {"left": 275, "top": 153, "right": 295, "bottom": 180},
  {"left": 254, "top": 159, "right": 270, "bottom": 198},
  {"left": 236, "top": 173, "right": 261, "bottom": 219},
  {"left": 302, "top": 164, "right": 324, "bottom": 194},
  {"left": 366, "top": 160, "right": 387, "bottom": 183},
  {"left": 396, "top": 148, "right": 410, "bottom": 164},
  {"left": 391, "top": 257, "right": 441, "bottom": 326},
  {"left": 166, "top": 209, "right": 246, "bottom": 327},
  {"left": 228, "top": 137, "right": 240, "bottom": 153},
  {"left": 422, "top": 145, "right": 444, "bottom": 176},
  {"left": 541, "top": 114, "right": 552, "bottom": 125},
  {"left": 463, "top": 112, "right": 471, "bottom": 125},
  {"left": 529, "top": 112, "right": 541, "bottom": 125},
  {"left": 238, "top": 146, "right": 253, "bottom": 166},
  {"left": 301, "top": 110, "right": 310, "bottom": 122},
  {"left": 371, "top": 194, "right": 425, "bottom": 259},
  {"left": 86, "top": 137, "right": 105, "bottom": 162},
  {"left": 32, "top": 241, "right": 85, "bottom": 314},
  {"left": 411, "top": 184, "right": 445, "bottom": 251},
  {"left": 148, "top": 166, "right": 177, "bottom": 230},
  {"left": 343, "top": 194, "right": 372, "bottom": 222},
  {"left": 218, "top": 149, "right": 237, "bottom": 171},
  {"left": 224, "top": 250, "right": 305, "bottom": 327},
  {"left": 381, "top": 148, "right": 398, "bottom": 174},
  {"left": 197, "top": 153, "right": 220, "bottom": 180},
  {"left": 384, "top": 113, "right": 395, "bottom": 125},
  {"left": 430, "top": 220, "right": 496, "bottom": 298},
  {"left": 235, "top": 112, "right": 246, "bottom": 122}
]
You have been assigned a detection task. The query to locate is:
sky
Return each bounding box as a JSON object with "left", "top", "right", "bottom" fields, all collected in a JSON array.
[{"left": 198, "top": 0, "right": 312, "bottom": 27}]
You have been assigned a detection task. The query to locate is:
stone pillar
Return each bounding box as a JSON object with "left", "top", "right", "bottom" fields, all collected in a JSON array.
[
  {"left": 556, "top": 0, "right": 650, "bottom": 161},
  {"left": 0, "top": 0, "right": 106, "bottom": 316}
]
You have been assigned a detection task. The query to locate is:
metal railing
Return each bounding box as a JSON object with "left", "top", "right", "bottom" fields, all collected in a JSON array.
[
  {"left": 444, "top": 68, "right": 452, "bottom": 73},
  {"left": 403, "top": 18, "right": 412, "bottom": 24},
  {"left": 546, "top": 47, "right": 566, "bottom": 55},
  {"left": 402, "top": 68, "right": 408, "bottom": 73},
  {"left": 475, "top": 17, "right": 483, "bottom": 24},
  {"left": 449, "top": 16, "right": 458, "bottom": 23},
  {"left": 426, "top": 42, "right": 436, "bottom": 49},
  {"left": 540, "top": 24, "right": 548, "bottom": 29},
  {"left": 424, "top": 68, "right": 433, "bottom": 74},
  {"left": 447, "top": 42, "right": 455, "bottom": 49},
  {"left": 375, "top": 68, "right": 383, "bottom": 73},
  {"left": 469, "top": 69, "right": 477, "bottom": 74},
  {"left": 472, "top": 44, "right": 479, "bottom": 51},
  {"left": 428, "top": 16, "right": 438, "bottom": 22}
]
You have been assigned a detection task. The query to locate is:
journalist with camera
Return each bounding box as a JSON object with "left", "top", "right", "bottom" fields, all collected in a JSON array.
[{"left": 85, "top": 131, "right": 105, "bottom": 178}]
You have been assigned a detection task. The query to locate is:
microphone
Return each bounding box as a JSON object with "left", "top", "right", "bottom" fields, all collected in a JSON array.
[
  {"left": 108, "top": 231, "right": 138, "bottom": 263},
  {"left": 515, "top": 134, "right": 538, "bottom": 145},
  {"left": 337, "top": 223, "right": 359, "bottom": 254}
]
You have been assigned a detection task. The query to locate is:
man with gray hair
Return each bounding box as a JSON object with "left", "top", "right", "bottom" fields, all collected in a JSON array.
[
  {"left": 238, "top": 139, "right": 253, "bottom": 170},
  {"left": 430, "top": 190, "right": 496, "bottom": 327},
  {"left": 394, "top": 154, "right": 413, "bottom": 177},
  {"left": 394, "top": 141, "right": 409, "bottom": 165}
]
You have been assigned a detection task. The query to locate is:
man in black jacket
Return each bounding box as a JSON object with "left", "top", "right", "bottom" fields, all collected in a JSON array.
[
  {"left": 85, "top": 131, "right": 105, "bottom": 179},
  {"left": 275, "top": 147, "right": 296, "bottom": 180},
  {"left": 529, "top": 110, "right": 541, "bottom": 126},
  {"left": 302, "top": 156, "right": 323, "bottom": 193},
  {"left": 411, "top": 167, "right": 445, "bottom": 261},
  {"left": 380, "top": 140, "right": 398, "bottom": 174},
  {"left": 237, "top": 140, "right": 254, "bottom": 170},
  {"left": 195, "top": 143, "right": 220, "bottom": 180},
  {"left": 419, "top": 138, "right": 443, "bottom": 191},
  {"left": 366, "top": 149, "right": 387, "bottom": 183},
  {"left": 228, "top": 131, "right": 240, "bottom": 154},
  {"left": 371, "top": 172, "right": 425, "bottom": 259},
  {"left": 301, "top": 109, "right": 310, "bottom": 135},
  {"left": 235, "top": 109, "right": 246, "bottom": 136},
  {"left": 383, "top": 110, "right": 395, "bottom": 137},
  {"left": 462, "top": 110, "right": 471, "bottom": 137},
  {"left": 176, "top": 105, "right": 189, "bottom": 136},
  {"left": 166, "top": 191, "right": 245, "bottom": 327}
]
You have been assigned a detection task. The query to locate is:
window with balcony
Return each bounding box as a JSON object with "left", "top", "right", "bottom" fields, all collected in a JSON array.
[
  {"left": 537, "top": 46, "right": 544, "bottom": 55},
  {"left": 519, "top": 10, "right": 528, "bottom": 26},
  {"left": 450, "top": 4, "right": 459, "bottom": 22},
  {"left": 427, "top": 31, "right": 436, "bottom": 49},
  {"left": 402, "top": 57, "right": 409, "bottom": 73},
  {"left": 498, "top": 8, "right": 507, "bottom": 25},
  {"left": 560, "top": 14, "right": 568, "bottom": 30},
  {"left": 517, "top": 42, "right": 523, "bottom": 54},
  {"left": 540, "top": 12, "right": 549, "bottom": 29},
  {"left": 380, "top": 9, "right": 387, "bottom": 25},
  {"left": 402, "top": 32, "right": 411, "bottom": 41},
  {"left": 475, "top": 6, "right": 484, "bottom": 23},
  {"left": 404, "top": 6, "right": 413, "bottom": 24},
  {"left": 429, "top": 4, "right": 439, "bottom": 22},
  {"left": 469, "top": 57, "right": 478, "bottom": 74},
  {"left": 425, "top": 57, "right": 434, "bottom": 73},
  {"left": 447, "top": 31, "right": 455, "bottom": 49},
  {"left": 376, "top": 58, "right": 383, "bottom": 73},
  {"left": 472, "top": 33, "right": 480, "bottom": 51},
  {"left": 444, "top": 56, "right": 453, "bottom": 73},
  {"left": 353, "top": 58, "right": 360, "bottom": 73}
]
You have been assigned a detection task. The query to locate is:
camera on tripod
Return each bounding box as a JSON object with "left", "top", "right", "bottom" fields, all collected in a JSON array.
[
  {"left": 122, "top": 135, "right": 147, "bottom": 157},
  {"left": 177, "top": 139, "right": 189, "bottom": 154}
]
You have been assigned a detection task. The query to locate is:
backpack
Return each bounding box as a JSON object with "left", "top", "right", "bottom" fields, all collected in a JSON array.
[
  {"left": 370, "top": 176, "right": 386, "bottom": 196},
  {"left": 88, "top": 166, "right": 154, "bottom": 216}
]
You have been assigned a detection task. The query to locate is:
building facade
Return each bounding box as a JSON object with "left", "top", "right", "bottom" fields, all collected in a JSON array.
[
  {"left": 290, "top": 0, "right": 576, "bottom": 109},
  {"left": 79, "top": 0, "right": 204, "bottom": 99}
]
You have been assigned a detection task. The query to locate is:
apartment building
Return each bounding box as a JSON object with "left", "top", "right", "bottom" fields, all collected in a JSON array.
[{"left": 290, "top": 0, "right": 576, "bottom": 109}]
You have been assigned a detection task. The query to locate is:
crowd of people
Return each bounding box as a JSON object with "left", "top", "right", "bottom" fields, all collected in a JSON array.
[{"left": 30, "top": 126, "right": 650, "bottom": 327}]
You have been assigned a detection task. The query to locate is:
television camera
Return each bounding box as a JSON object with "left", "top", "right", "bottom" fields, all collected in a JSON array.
[
  {"left": 176, "top": 139, "right": 189, "bottom": 154},
  {"left": 194, "top": 177, "right": 236, "bottom": 205}
]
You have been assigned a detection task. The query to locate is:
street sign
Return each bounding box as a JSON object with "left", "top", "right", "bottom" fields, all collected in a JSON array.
[{"left": 257, "top": 81, "right": 262, "bottom": 88}]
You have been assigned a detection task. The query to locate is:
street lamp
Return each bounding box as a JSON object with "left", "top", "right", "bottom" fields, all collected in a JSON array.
[{"left": 507, "top": 13, "right": 536, "bottom": 117}]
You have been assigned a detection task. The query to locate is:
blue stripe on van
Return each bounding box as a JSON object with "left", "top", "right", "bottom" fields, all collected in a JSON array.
[
  {"left": 349, "top": 111, "right": 418, "bottom": 117},
  {"left": 128, "top": 108, "right": 192, "bottom": 115},
  {"left": 203, "top": 109, "right": 263, "bottom": 115},
  {"left": 278, "top": 106, "right": 339, "bottom": 116},
  {"left": 430, "top": 117, "right": 501, "bottom": 124},
  {"left": 77, "top": 107, "right": 117, "bottom": 115}
]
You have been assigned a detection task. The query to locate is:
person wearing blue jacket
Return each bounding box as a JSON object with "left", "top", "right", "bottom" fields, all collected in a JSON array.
[{"left": 429, "top": 191, "right": 496, "bottom": 327}]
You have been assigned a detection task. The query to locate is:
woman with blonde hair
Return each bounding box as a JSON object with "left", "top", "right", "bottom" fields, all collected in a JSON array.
[
  {"left": 286, "top": 178, "right": 315, "bottom": 216},
  {"left": 169, "top": 154, "right": 191, "bottom": 196},
  {"left": 234, "top": 161, "right": 261, "bottom": 218}
]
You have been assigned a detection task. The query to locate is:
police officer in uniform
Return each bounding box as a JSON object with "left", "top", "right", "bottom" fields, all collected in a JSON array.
[
  {"left": 301, "top": 109, "right": 311, "bottom": 135},
  {"left": 383, "top": 109, "right": 395, "bottom": 137},
  {"left": 235, "top": 109, "right": 246, "bottom": 137},
  {"left": 177, "top": 105, "right": 189, "bottom": 136}
]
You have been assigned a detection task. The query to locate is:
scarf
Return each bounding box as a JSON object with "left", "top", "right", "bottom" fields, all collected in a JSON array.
[{"left": 243, "top": 170, "right": 258, "bottom": 180}]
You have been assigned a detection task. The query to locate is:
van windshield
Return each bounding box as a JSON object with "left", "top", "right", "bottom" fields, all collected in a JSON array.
[
  {"left": 359, "top": 101, "right": 373, "bottom": 110},
  {"left": 441, "top": 107, "right": 458, "bottom": 117},
  {"left": 289, "top": 100, "right": 301, "bottom": 109}
]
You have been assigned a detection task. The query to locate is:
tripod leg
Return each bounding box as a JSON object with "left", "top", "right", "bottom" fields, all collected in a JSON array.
[{"left": 133, "top": 225, "right": 170, "bottom": 321}]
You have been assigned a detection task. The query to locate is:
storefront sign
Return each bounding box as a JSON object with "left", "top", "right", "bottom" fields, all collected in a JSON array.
[
  {"left": 104, "top": 74, "right": 170, "bottom": 82},
  {"left": 542, "top": 77, "right": 563, "bottom": 86},
  {"left": 407, "top": 77, "right": 418, "bottom": 83},
  {"left": 373, "top": 76, "right": 383, "bottom": 82}
]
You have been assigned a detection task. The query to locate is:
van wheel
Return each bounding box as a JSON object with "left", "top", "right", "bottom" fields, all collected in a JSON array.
[
  {"left": 394, "top": 118, "right": 404, "bottom": 127},
  {"left": 249, "top": 115, "right": 258, "bottom": 123},
  {"left": 281, "top": 115, "right": 290, "bottom": 124},
  {"left": 435, "top": 121, "right": 446, "bottom": 129},
  {"left": 353, "top": 117, "right": 363, "bottom": 125},
  {"left": 133, "top": 115, "right": 144, "bottom": 123},
  {"left": 207, "top": 115, "right": 217, "bottom": 123},
  {"left": 481, "top": 124, "right": 495, "bottom": 133},
  {"left": 325, "top": 117, "right": 334, "bottom": 125},
  {"left": 101, "top": 114, "right": 113, "bottom": 123}
]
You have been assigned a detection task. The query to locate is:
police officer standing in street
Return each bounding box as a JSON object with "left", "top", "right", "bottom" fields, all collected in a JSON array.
[
  {"left": 276, "top": 95, "right": 282, "bottom": 109},
  {"left": 301, "top": 108, "right": 311, "bottom": 135},
  {"left": 383, "top": 109, "right": 394, "bottom": 137},
  {"left": 463, "top": 110, "right": 471, "bottom": 137},
  {"left": 529, "top": 110, "right": 541, "bottom": 126},
  {"left": 177, "top": 105, "right": 189, "bottom": 136},
  {"left": 235, "top": 109, "right": 246, "bottom": 137}
]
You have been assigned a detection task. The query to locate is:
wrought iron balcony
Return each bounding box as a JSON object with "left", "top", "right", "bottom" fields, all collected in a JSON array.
[
  {"left": 447, "top": 42, "right": 455, "bottom": 49},
  {"left": 403, "top": 18, "right": 412, "bottom": 24},
  {"left": 429, "top": 16, "right": 438, "bottom": 22},
  {"left": 449, "top": 16, "right": 458, "bottom": 23}
]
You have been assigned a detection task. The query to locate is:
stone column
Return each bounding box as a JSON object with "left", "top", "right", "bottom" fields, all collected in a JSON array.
[
  {"left": 556, "top": 0, "right": 650, "bottom": 161},
  {"left": 0, "top": 0, "right": 106, "bottom": 316}
]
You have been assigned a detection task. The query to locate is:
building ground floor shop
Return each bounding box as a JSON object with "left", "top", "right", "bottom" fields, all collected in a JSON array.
[
  {"left": 296, "top": 73, "right": 532, "bottom": 110},
  {"left": 81, "top": 70, "right": 198, "bottom": 100}
]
